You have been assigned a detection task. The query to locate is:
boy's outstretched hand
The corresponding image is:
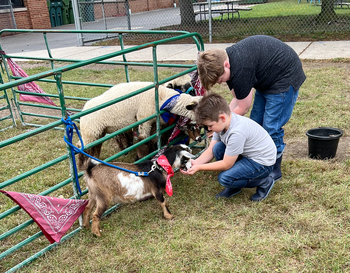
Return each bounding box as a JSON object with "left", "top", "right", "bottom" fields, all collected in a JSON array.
[{"left": 180, "top": 165, "right": 200, "bottom": 175}]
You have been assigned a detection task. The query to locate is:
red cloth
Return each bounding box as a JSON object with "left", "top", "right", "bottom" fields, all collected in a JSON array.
[
  {"left": 0, "top": 190, "right": 88, "bottom": 244},
  {"left": 156, "top": 155, "right": 174, "bottom": 196},
  {"left": 6, "top": 57, "right": 58, "bottom": 106},
  {"left": 167, "top": 71, "right": 207, "bottom": 144}
]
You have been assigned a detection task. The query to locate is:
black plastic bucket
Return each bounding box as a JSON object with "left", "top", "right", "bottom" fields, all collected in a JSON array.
[{"left": 306, "top": 127, "right": 343, "bottom": 159}]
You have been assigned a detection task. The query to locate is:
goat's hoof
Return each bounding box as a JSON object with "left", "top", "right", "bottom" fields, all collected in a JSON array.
[
  {"left": 165, "top": 214, "right": 174, "bottom": 220},
  {"left": 91, "top": 228, "right": 101, "bottom": 237},
  {"left": 82, "top": 224, "right": 90, "bottom": 229},
  {"left": 92, "top": 231, "right": 101, "bottom": 237}
]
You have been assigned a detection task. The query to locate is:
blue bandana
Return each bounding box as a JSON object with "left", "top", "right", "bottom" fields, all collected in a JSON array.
[{"left": 160, "top": 94, "right": 180, "bottom": 124}]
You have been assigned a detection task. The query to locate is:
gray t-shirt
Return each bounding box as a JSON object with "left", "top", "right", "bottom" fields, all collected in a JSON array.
[
  {"left": 225, "top": 35, "right": 306, "bottom": 100},
  {"left": 212, "top": 113, "right": 276, "bottom": 166}
]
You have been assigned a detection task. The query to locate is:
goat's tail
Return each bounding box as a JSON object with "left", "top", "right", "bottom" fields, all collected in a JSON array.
[
  {"left": 77, "top": 153, "right": 98, "bottom": 177},
  {"left": 77, "top": 153, "right": 88, "bottom": 171}
]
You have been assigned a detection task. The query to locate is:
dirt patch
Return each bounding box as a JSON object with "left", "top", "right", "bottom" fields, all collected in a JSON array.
[
  {"left": 301, "top": 59, "right": 350, "bottom": 69},
  {"left": 285, "top": 136, "right": 350, "bottom": 161}
]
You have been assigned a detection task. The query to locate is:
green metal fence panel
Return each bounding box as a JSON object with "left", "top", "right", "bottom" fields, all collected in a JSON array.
[
  {"left": 0, "top": 56, "right": 16, "bottom": 131},
  {"left": 0, "top": 29, "right": 205, "bottom": 272}
]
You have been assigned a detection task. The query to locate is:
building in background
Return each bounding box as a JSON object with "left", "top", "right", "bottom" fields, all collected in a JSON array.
[
  {"left": 0, "top": 0, "right": 178, "bottom": 32},
  {"left": 0, "top": 0, "right": 51, "bottom": 30}
]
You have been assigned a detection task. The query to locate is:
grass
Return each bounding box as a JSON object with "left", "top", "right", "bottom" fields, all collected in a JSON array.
[
  {"left": 93, "top": 0, "right": 350, "bottom": 46},
  {"left": 238, "top": 1, "right": 350, "bottom": 18},
  {"left": 1, "top": 59, "right": 350, "bottom": 272}
]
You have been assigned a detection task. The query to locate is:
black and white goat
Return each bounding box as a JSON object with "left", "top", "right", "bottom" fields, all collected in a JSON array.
[{"left": 79, "top": 144, "right": 194, "bottom": 237}]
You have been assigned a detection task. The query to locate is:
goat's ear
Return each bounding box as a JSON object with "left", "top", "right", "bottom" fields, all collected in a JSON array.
[
  {"left": 181, "top": 151, "right": 196, "bottom": 159},
  {"left": 186, "top": 102, "right": 198, "bottom": 111}
]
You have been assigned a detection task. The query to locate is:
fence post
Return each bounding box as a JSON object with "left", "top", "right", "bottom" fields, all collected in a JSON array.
[{"left": 71, "top": 0, "right": 83, "bottom": 46}]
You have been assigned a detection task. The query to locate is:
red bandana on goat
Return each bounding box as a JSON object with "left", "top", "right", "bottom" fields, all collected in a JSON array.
[{"left": 156, "top": 155, "right": 174, "bottom": 196}]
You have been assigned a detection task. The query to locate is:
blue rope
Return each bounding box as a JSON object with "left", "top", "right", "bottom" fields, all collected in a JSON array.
[
  {"left": 61, "top": 117, "right": 149, "bottom": 193},
  {"left": 186, "top": 86, "right": 195, "bottom": 94}
]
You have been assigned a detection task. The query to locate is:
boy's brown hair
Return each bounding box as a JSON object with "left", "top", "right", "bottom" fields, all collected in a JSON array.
[
  {"left": 195, "top": 93, "right": 231, "bottom": 125},
  {"left": 197, "top": 49, "right": 228, "bottom": 91}
]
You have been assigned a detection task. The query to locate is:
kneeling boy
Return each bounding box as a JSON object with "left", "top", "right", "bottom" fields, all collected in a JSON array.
[{"left": 181, "top": 93, "right": 277, "bottom": 201}]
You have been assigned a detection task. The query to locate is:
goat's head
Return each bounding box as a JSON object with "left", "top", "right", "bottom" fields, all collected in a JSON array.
[
  {"left": 164, "top": 74, "right": 193, "bottom": 94},
  {"left": 162, "top": 144, "right": 195, "bottom": 171},
  {"left": 179, "top": 122, "right": 203, "bottom": 143}
]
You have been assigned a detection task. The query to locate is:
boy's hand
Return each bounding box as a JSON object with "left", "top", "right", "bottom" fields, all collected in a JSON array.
[{"left": 180, "top": 165, "right": 200, "bottom": 175}]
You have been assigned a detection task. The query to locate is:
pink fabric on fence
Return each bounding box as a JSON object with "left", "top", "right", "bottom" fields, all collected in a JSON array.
[
  {"left": 6, "top": 58, "right": 58, "bottom": 106},
  {"left": 189, "top": 69, "right": 207, "bottom": 97},
  {"left": 0, "top": 190, "right": 88, "bottom": 244}
]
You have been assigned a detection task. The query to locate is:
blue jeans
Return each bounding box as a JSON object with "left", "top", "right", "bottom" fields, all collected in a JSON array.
[
  {"left": 213, "top": 142, "right": 273, "bottom": 189},
  {"left": 250, "top": 86, "right": 299, "bottom": 156}
]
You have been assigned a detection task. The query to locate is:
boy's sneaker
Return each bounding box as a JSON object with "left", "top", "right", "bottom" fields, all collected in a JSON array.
[
  {"left": 250, "top": 176, "right": 275, "bottom": 202},
  {"left": 215, "top": 188, "right": 241, "bottom": 199}
]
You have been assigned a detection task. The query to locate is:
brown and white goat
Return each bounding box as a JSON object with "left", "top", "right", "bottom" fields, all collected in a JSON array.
[{"left": 79, "top": 144, "right": 194, "bottom": 237}]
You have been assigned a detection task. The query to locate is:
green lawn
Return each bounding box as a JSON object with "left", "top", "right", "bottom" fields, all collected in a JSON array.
[
  {"left": 237, "top": 1, "right": 350, "bottom": 19},
  {"left": 1, "top": 60, "right": 350, "bottom": 272}
]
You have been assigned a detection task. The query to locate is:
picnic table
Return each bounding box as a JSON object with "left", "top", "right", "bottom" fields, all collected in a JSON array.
[
  {"left": 334, "top": 0, "right": 350, "bottom": 8},
  {"left": 193, "top": 0, "right": 252, "bottom": 21}
]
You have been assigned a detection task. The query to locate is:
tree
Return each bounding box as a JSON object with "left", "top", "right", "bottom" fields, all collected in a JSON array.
[
  {"left": 317, "top": 0, "right": 337, "bottom": 23},
  {"left": 179, "top": 0, "right": 196, "bottom": 25}
]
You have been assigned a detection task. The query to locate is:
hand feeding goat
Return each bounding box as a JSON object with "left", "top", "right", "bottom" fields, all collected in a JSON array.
[
  {"left": 79, "top": 144, "right": 195, "bottom": 237},
  {"left": 79, "top": 81, "right": 202, "bottom": 159}
]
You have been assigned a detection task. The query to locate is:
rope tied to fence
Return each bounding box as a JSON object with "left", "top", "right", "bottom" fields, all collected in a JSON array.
[{"left": 61, "top": 117, "right": 150, "bottom": 194}]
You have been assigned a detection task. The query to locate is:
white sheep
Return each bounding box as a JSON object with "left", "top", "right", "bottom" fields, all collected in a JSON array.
[
  {"left": 114, "top": 75, "right": 198, "bottom": 159},
  {"left": 79, "top": 81, "right": 202, "bottom": 159}
]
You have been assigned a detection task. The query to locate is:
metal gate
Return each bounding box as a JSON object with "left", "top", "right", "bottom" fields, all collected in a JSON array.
[{"left": 0, "top": 29, "right": 205, "bottom": 272}]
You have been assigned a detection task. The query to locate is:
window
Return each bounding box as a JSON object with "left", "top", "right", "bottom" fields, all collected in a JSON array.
[
  {"left": 0, "top": 0, "right": 24, "bottom": 8},
  {"left": 12, "top": 0, "right": 24, "bottom": 8}
]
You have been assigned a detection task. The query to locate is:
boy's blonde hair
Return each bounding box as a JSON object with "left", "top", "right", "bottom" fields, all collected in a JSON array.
[
  {"left": 195, "top": 93, "right": 231, "bottom": 125},
  {"left": 197, "top": 49, "right": 228, "bottom": 91}
]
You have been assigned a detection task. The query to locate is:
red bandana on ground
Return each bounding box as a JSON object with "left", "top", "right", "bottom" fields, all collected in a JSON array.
[
  {"left": 156, "top": 155, "right": 174, "bottom": 196},
  {"left": 0, "top": 190, "right": 88, "bottom": 244}
]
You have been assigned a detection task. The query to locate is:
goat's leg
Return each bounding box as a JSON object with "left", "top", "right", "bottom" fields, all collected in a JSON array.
[
  {"left": 136, "top": 121, "right": 154, "bottom": 160},
  {"left": 91, "top": 199, "right": 109, "bottom": 237},
  {"left": 154, "top": 190, "right": 173, "bottom": 220},
  {"left": 115, "top": 131, "right": 134, "bottom": 151},
  {"left": 82, "top": 197, "right": 96, "bottom": 229},
  {"left": 90, "top": 143, "right": 102, "bottom": 159},
  {"left": 136, "top": 144, "right": 150, "bottom": 160}
]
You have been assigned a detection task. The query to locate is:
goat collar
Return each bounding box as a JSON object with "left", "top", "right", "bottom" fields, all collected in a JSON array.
[{"left": 156, "top": 155, "right": 174, "bottom": 196}]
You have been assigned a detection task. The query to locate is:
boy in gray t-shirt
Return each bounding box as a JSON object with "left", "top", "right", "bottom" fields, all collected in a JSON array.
[
  {"left": 197, "top": 35, "right": 306, "bottom": 185},
  {"left": 181, "top": 93, "right": 276, "bottom": 202}
]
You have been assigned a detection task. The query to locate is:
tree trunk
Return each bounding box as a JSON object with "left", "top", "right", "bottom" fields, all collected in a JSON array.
[
  {"left": 179, "top": 0, "right": 196, "bottom": 25},
  {"left": 317, "top": 0, "right": 337, "bottom": 23}
]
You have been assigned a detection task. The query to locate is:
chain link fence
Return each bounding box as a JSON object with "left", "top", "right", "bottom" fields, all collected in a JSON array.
[{"left": 75, "top": 0, "right": 349, "bottom": 44}]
